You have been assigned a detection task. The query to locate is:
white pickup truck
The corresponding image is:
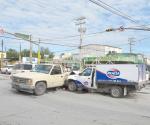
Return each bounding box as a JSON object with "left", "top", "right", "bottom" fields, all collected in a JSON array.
[
  {"left": 67, "top": 64, "right": 147, "bottom": 97},
  {"left": 11, "top": 64, "right": 68, "bottom": 95}
]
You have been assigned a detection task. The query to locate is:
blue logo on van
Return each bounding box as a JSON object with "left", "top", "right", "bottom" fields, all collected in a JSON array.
[{"left": 107, "top": 69, "right": 120, "bottom": 79}]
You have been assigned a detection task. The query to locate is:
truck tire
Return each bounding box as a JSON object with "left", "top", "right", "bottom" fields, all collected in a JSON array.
[
  {"left": 110, "top": 86, "right": 123, "bottom": 98},
  {"left": 34, "top": 82, "right": 47, "bottom": 96},
  {"left": 68, "top": 81, "right": 77, "bottom": 92}
]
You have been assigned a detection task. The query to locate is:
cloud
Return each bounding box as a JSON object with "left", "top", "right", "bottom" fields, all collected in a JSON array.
[{"left": 0, "top": 0, "right": 150, "bottom": 55}]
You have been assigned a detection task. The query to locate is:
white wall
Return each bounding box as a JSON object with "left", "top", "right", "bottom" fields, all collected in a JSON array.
[
  {"left": 81, "top": 45, "right": 122, "bottom": 57},
  {"left": 0, "top": 52, "right": 6, "bottom": 58}
]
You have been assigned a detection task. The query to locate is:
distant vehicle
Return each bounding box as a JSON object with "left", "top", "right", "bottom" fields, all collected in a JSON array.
[
  {"left": 146, "top": 71, "right": 150, "bottom": 81},
  {"left": 11, "top": 63, "right": 34, "bottom": 74},
  {"left": 146, "top": 65, "right": 150, "bottom": 81},
  {"left": 70, "top": 65, "right": 80, "bottom": 75},
  {"left": 67, "top": 64, "right": 147, "bottom": 98},
  {"left": 1, "top": 65, "right": 14, "bottom": 74},
  {"left": 11, "top": 64, "right": 68, "bottom": 95}
]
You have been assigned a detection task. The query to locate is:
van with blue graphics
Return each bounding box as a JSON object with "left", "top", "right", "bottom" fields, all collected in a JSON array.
[{"left": 67, "top": 64, "right": 147, "bottom": 98}]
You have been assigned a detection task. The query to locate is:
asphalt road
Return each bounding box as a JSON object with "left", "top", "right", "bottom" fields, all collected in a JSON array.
[{"left": 0, "top": 77, "right": 150, "bottom": 125}]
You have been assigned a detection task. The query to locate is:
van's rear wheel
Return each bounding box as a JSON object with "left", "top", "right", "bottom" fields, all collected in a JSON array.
[
  {"left": 34, "top": 82, "right": 46, "bottom": 96},
  {"left": 110, "top": 86, "right": 123, "bottom": 98},
  {"left": 68, "top": 81, "right": 77, "bottom": 92}
]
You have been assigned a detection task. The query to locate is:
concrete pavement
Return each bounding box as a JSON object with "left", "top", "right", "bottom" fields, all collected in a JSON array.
[{"left": 0, "top": 78, "right": 150, "bottom": 125}]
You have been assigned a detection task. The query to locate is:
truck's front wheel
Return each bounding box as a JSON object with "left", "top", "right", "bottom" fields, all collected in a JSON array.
[
  {"left": 68, "top": 81, "right": 77, "bottom": 92},
  {"left": 34, "top": 82, "right": 47, "bottom": 96},
  {"left": 110, "top": 86, "right": 123, "bottom": 98}
]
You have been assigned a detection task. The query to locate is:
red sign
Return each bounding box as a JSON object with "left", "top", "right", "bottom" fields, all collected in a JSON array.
[{"left": 0, "top": 28, "right": 4, "bottom": 34}]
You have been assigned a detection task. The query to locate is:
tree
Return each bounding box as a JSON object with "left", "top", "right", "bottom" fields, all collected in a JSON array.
[
  {"left": 21, "top": 49, "right": 30, "bottom": 57},
  {"left": 21, "top": 49, "right": 37, "bottom": 58},
  {"left": 6, "top": 49, "right": 19, "bottom": 60},
  {"left": 40, "top": 47, "right": 54, "bottom": 59},
  {"left": 6, "top": 47, "right": 54, "bottom": 61}
]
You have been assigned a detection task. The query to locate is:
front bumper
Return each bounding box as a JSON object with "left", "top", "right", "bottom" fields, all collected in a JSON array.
[{"left": 11, "top": 82, "right": 34, "bottom": 93}]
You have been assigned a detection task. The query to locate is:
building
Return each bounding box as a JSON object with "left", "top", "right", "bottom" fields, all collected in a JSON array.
[
  {"left": 0, "top": 51, "right": 6, "bottom": 59},
  {"left": 0, "top": 51, "right": 7, "bottom": 67},
  {"left": 80, "top": 44, "right": 122, "bottom": 58}
]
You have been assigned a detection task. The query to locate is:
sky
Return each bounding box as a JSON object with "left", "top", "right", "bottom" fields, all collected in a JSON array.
[{"left": 0, "top": 0, "right": 150, "bottom": 56}]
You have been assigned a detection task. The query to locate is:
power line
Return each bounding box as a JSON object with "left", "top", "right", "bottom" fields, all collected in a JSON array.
[
  {"left": 40, "top": 34, "right": 80, "bottom": 41},
  {"left": 39, "top": 30, "right": 106, "bottom": 41},
  {"left": 52, "top": 48, "right": 78, "bottom": 53},
  {"left": 96, "top": 0, "right": 136, "bottom": 22},
  {"left": 1, "top": 30, "right": 108, "bottom": 47},
  {"left": 85, "top": 30, "right": 106, "bottom": 37},
  {"left": 89, "top": 0, "right": 150, "bottom": 29},
  {"left": 0, "top": 35, "right": 78, "bottom": 47},
  {"left": 0, "top": 35, "right": 23, "bottom": 40},
  {"left": 0, "top": 35, "right": 38, "bottom": 45},
  {"left": 124, "top": 27, "right": 150, "bottom": 31},
  {"left": 36, "top": 41, "right": 78, "bottom": 47},
  {"left": 115, "top": 36, "right": 150, "bottom": 47},
  {"left": 128, "top": 24, "right": 150, "bottom": 29},
  {"left": 89, "top": 0, "right": 137, "bottom": 23}
]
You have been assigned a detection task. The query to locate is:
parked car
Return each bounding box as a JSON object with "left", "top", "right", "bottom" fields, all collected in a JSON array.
[
  {"left": 146, "top": 71, "right": 150, "bottom": 81},
  {"left": 147, "top": 65, "right": 150, "bottom": 81},
  {"left": 11, "top": 64, "right": 68, "bottom": 95},
  {"left": 11, "top": 63, "right": 34, "bottom": 74},
  {"left": 1, "top": 65, "right": 14, "bottom": 74}
]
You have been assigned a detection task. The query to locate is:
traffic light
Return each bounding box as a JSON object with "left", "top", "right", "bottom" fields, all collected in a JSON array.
[{"left": 106, "top": 28, "right": 114, "bottom": 32}]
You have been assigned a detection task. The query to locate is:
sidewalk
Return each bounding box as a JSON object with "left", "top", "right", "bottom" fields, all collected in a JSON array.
[{"left": 0, "top": 74, "right": 10, "bottom": 80}]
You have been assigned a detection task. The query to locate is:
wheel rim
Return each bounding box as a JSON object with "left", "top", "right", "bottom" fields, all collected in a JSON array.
[
  {"left": 68, "top": 82, "right": 76, "bottom": 91},
  {"left": 35, "top": 83, "right": 46, "bottom": 95},
  {"left": 111, "top": 88, "right": 120, "bottom": 97}
]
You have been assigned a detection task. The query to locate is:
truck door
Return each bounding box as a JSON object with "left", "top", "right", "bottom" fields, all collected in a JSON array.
[
  {"left": 50, "top": 65, "right": 65, "bottom": 87},
  {"left": 77, "top": 68, "right": 95, "bottom": 88}
]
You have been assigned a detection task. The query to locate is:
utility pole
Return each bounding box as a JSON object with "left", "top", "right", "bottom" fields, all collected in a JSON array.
[
  {"left": 75, "top": 16, "right": 86, "bottom": 70},
  {"left": 38, "top": 38, "right": 41, "bottom": 64},
  {"left": 19, "top": 43, "right": 22, "bottom": 62},
  {"left": 128, "top": 38, "right": 135, "bottom": 53},
  {"left": 1, "top": 40, "right": 4, "bottom": 68},
  {"left": 29, "top": 35, "right": 32, "bottom": 64}
]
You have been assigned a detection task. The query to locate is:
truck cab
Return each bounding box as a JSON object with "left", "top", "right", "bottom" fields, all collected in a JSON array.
[
  {"left": 67, "top": 67, "right": 95, "bottom": 91},
  {"left": 11, "top": 64, "right": 68, "bottom": 95}
]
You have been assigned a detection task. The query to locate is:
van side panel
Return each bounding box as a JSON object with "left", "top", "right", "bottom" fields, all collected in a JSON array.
[{"left": 95, "top": 64, "right": 139, "bottom": 85}]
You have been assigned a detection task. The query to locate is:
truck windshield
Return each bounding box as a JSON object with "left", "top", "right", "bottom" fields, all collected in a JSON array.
[
  {"left": 72, "top": 66, "right": 80, "bottom": 71},
  {"left": 81, "top": 68, "right": 92, "bottom": 76},
  {"left": 32, "top": 65, "right": 52, "bottom": 74}
]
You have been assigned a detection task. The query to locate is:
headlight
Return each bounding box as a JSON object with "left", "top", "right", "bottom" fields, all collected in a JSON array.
[{"left": 26, "top": 79, "right": 33, "bottom": 85}]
